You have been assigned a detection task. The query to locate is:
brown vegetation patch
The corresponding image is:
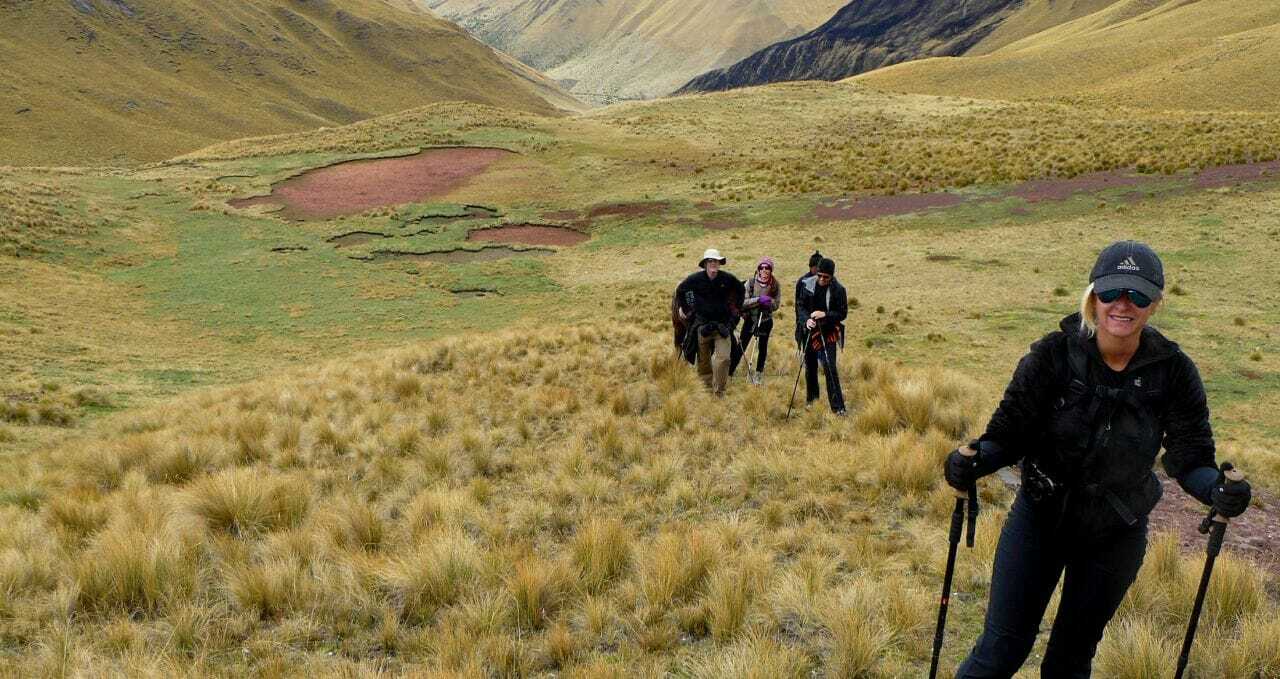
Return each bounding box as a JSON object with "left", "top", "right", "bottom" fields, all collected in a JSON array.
[
  {"left": 1147, "top": 473, "right": 1280, "bottom": 578},
  {"left": 586, "top": 201, "right": 670, "bottom": 219},
  {"left": 1195, "top": 159, "right": 1280, "bottom": 190},
  {"left": 701, "top": 220, "right": 745, "bottom": 231},
  {"left": 466, "top": 224, "right": 588, "bottom": 247},
  {"left": 815, "top": 193, "right": 965, "bottom": 221},
  {"left": 353, "top": 246, "right": 552, "bottom": 264},
  {"left": 228, "top": 148, "right": 515, "bottom": 220},
  {"left": 1007, "top": 171, "right": 1147, "bottom": 203},
  {"left": 327, "top": 231, "right": 390, "bottom": 249}
]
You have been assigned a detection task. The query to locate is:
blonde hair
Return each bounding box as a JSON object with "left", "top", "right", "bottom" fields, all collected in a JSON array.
[
  {"left": 1079, "top": 282, "right": 1161, "bottom": 337},
  {"left": 1079, "top": 283, "right": 1098, "bottom": 337}
]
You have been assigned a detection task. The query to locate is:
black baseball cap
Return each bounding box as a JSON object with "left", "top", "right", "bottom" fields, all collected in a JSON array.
[{"left": 1089, "top": 240, "right": 1163, "bottom": 301}]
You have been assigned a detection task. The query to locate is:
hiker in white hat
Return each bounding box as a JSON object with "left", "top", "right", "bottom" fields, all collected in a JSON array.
[{"left": 674, "top": 248, "right": 745, "bottom": 395}]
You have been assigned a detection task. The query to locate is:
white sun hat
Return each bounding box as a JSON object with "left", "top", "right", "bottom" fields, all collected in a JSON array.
[{"left": 699, "top": 248, "right": 727, "bottom": 268}]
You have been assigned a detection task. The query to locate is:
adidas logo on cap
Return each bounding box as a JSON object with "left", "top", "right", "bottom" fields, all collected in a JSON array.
[{"left": 1116, "top": 256, "right": 1140, "bottom": 272}]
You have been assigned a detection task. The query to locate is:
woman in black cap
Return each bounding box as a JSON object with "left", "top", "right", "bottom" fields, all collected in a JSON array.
[{"left": 944, "top": 240, "right": 1252, "bottom": 678}]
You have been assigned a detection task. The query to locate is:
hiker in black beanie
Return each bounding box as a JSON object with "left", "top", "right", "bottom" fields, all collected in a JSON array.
[
  {"left": 795, "top": 250, "right": 823, "bottom": 353},
  {"left": 797, "top": 257, "right": 847, "bottom": 414}
]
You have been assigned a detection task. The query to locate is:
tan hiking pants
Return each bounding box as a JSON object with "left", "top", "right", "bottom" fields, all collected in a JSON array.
[{"left": 697, "top": 332, "right": 731, "bottom": 395}]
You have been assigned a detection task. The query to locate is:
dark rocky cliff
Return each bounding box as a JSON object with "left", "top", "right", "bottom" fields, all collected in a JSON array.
[{"left": 677, "top": 0, "right": 1022, "bottom": 94}]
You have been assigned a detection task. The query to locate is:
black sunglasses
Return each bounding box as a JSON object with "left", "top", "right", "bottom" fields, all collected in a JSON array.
[
  {"left": 758, "top": 264, "right": 772, "bottom": 270},
  {"left": 1096, "top": 288, "right": 1153, "bottom": 308}
]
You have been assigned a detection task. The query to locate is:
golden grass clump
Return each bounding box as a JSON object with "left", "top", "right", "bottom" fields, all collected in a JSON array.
[
  {"left": 572, "top": 517, "right": 633, "bottom": 593},
  {"left": 183, "top": 468, "right": 310, "bottom": 537},
  {"left": 1094, "top": 618, "right": 1177, "bottom": 679}
]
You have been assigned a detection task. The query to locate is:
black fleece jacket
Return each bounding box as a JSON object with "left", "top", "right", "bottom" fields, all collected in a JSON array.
[
  {"left": 675, "top": 269, "right": 745, "bottom": 326},
  {"left": 976, "top": 314, "right": 1218, "bottom": 519}
]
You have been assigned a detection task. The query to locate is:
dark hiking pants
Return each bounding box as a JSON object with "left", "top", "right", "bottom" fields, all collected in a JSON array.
[
  {"left": 956, "top": 492, "right": 1148, "bottom": 679},
  {"left": 739, "top": 316, "right": 773, "bottom": 373},
  {"left": 804, "top": 339, "right": 844, "bottom": 412}
]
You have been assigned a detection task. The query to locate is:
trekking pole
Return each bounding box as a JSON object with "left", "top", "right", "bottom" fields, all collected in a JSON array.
[
  {"left": 929, "top": 445, "right": 980, "bottom": 679},
  {"left": 785, "top": 328, "right": 815, "bottom": 418},
  {"left": 1174, "top": 463, "right": 1246, "bottom": 679},
  {"left": 816, "top": 330, "right": 837, "bottom": 396}
]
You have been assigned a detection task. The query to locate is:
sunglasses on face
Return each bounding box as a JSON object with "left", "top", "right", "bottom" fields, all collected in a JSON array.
[
  {"left": 816, "top": 273, "right": 831, "bottom": 281},
  {"left": 1096, "top": 288, "right": 1153, "bottom": 308},
  {"left": 758, "top": 265, "right": 772, "bottom": 271}
]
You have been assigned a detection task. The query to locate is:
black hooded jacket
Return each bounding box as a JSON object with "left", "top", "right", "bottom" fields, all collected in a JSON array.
[{"left": 977, "top": 313, "right": 1215, "bottom": 531}]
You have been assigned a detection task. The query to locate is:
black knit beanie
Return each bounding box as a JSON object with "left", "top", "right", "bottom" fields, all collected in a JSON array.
[{"left": 818, "top": 258, "right": 835, "bottom": 275}]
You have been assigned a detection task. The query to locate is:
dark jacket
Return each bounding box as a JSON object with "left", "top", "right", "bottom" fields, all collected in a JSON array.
[
  {"left": 978, "top": 313, "right": 1215, "bottom": 531},
  {"left": 675, "top": 269, "right": 745, "bottom": 327},
  {"left": 794, "top": 273, "right": 816, "bottom": 328},
  {"left": 796, "top": 276, "right": 847, "bottom": 341}
]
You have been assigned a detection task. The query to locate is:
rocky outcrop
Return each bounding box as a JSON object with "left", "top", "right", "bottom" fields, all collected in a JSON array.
[{"left": 677, "top": 0, "right": 1022, "bottom": 94}]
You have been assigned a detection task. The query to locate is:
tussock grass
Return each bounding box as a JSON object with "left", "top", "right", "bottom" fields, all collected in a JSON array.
[{"left": 3, "top": 321, "right": 1274, "bottom": 674}]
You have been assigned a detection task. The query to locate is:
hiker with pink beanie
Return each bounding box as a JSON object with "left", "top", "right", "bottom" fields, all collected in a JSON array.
[{"left": 738, "top": 256, "right": 781, "bottom": 385}]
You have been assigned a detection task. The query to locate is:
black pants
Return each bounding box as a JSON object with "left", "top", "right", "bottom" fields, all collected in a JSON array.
[
  {"left": 804, "top": 337, "right": 844, "bottom": 412},
  {"left": 739, "top": 316, "right": 772, "bottom": 373},
  {"left": 956, "top": 492, "right": 1148, "bottom": 679}
]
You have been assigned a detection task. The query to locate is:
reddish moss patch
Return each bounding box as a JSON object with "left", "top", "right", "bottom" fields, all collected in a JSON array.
[
  {"left": 815, "top": 193, "right": 965, "bottom": 220},
  {"left": 1007, "top": 171, "right": 1147, "bottom": 203},
  {"left": 229, "top": 148, "right": 514, "bottom": 220},
  {"left": 1195, "top": 159, "right": 1280, "bottom": 189},
  {"left": 467, "top": 224, "right": 588, "bottom": 247},
  {"left": 586, "top": 201, "right": 670, "bottom": 219}
]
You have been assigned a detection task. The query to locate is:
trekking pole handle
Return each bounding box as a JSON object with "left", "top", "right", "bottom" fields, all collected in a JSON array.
[
  {"left": 954, "top": 445, "right": 978, "bottom": 499},
  {"left": 1211, "top": 466, "right": 1247, "bottom": 526}
]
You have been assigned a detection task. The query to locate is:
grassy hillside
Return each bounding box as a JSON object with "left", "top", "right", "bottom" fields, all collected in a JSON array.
[
  {"left": 857, "top": 0, "right": 1280, "bottom": 111},
  {"left": 964, "top": 0, "right": 1122, "bottom": 54},
  {"left": 2, "top": 321, "right": 1277, "bottom": 676},
  {"left": 3, "top": 81, "right": 1280, "bottom": 675},
  {"left": 0, "top": 0, "right": 580, "bottom": 167},
  {"left": 425, "top": 0, "right": 846, "bottom": 103}
]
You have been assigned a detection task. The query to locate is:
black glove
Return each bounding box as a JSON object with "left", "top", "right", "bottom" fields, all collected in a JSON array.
[
  {"left": 944, "top": 444, "right": 979, "bottom": 491},
  {"left": 1211, "top": 473, "right": 1251, "bottom": 518}
]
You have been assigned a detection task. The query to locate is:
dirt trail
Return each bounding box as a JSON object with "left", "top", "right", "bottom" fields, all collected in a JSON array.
[{"left": 229, "top": 148, "right": 514, "bottom": 220}]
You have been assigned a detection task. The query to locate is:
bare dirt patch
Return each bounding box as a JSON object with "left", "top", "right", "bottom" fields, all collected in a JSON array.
[
  {"left": 467, "top": 224, "right": 588, "bottom": 247},
  {"left": 228, "top": 148, "right": 514, "bottom": 220},
  {"left": 352, "top": 246, "right": 552, "bottom": 264},
  {"left": 1147, "top": 472, "right": 1280, "bottom": 578},
  {"left": 815, "top": 193, "right": 965, "bottom": 220},
  {"left": 1195, "top": 159, "right": 1280, "bottom": 189}
]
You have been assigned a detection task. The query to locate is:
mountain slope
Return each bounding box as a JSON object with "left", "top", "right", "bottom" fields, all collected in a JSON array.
[
  {"left": 425, "top": 0, "right": 847, "bottom": 104},
  {"left": 855, "top": 0, "right": 1280, "bottom": 111},
  {"left": 0, "top": 0, "right": 581, "bottom": 166},
  {"left": 678, "top": 0, "right": 1033, "bottom": 94}
]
